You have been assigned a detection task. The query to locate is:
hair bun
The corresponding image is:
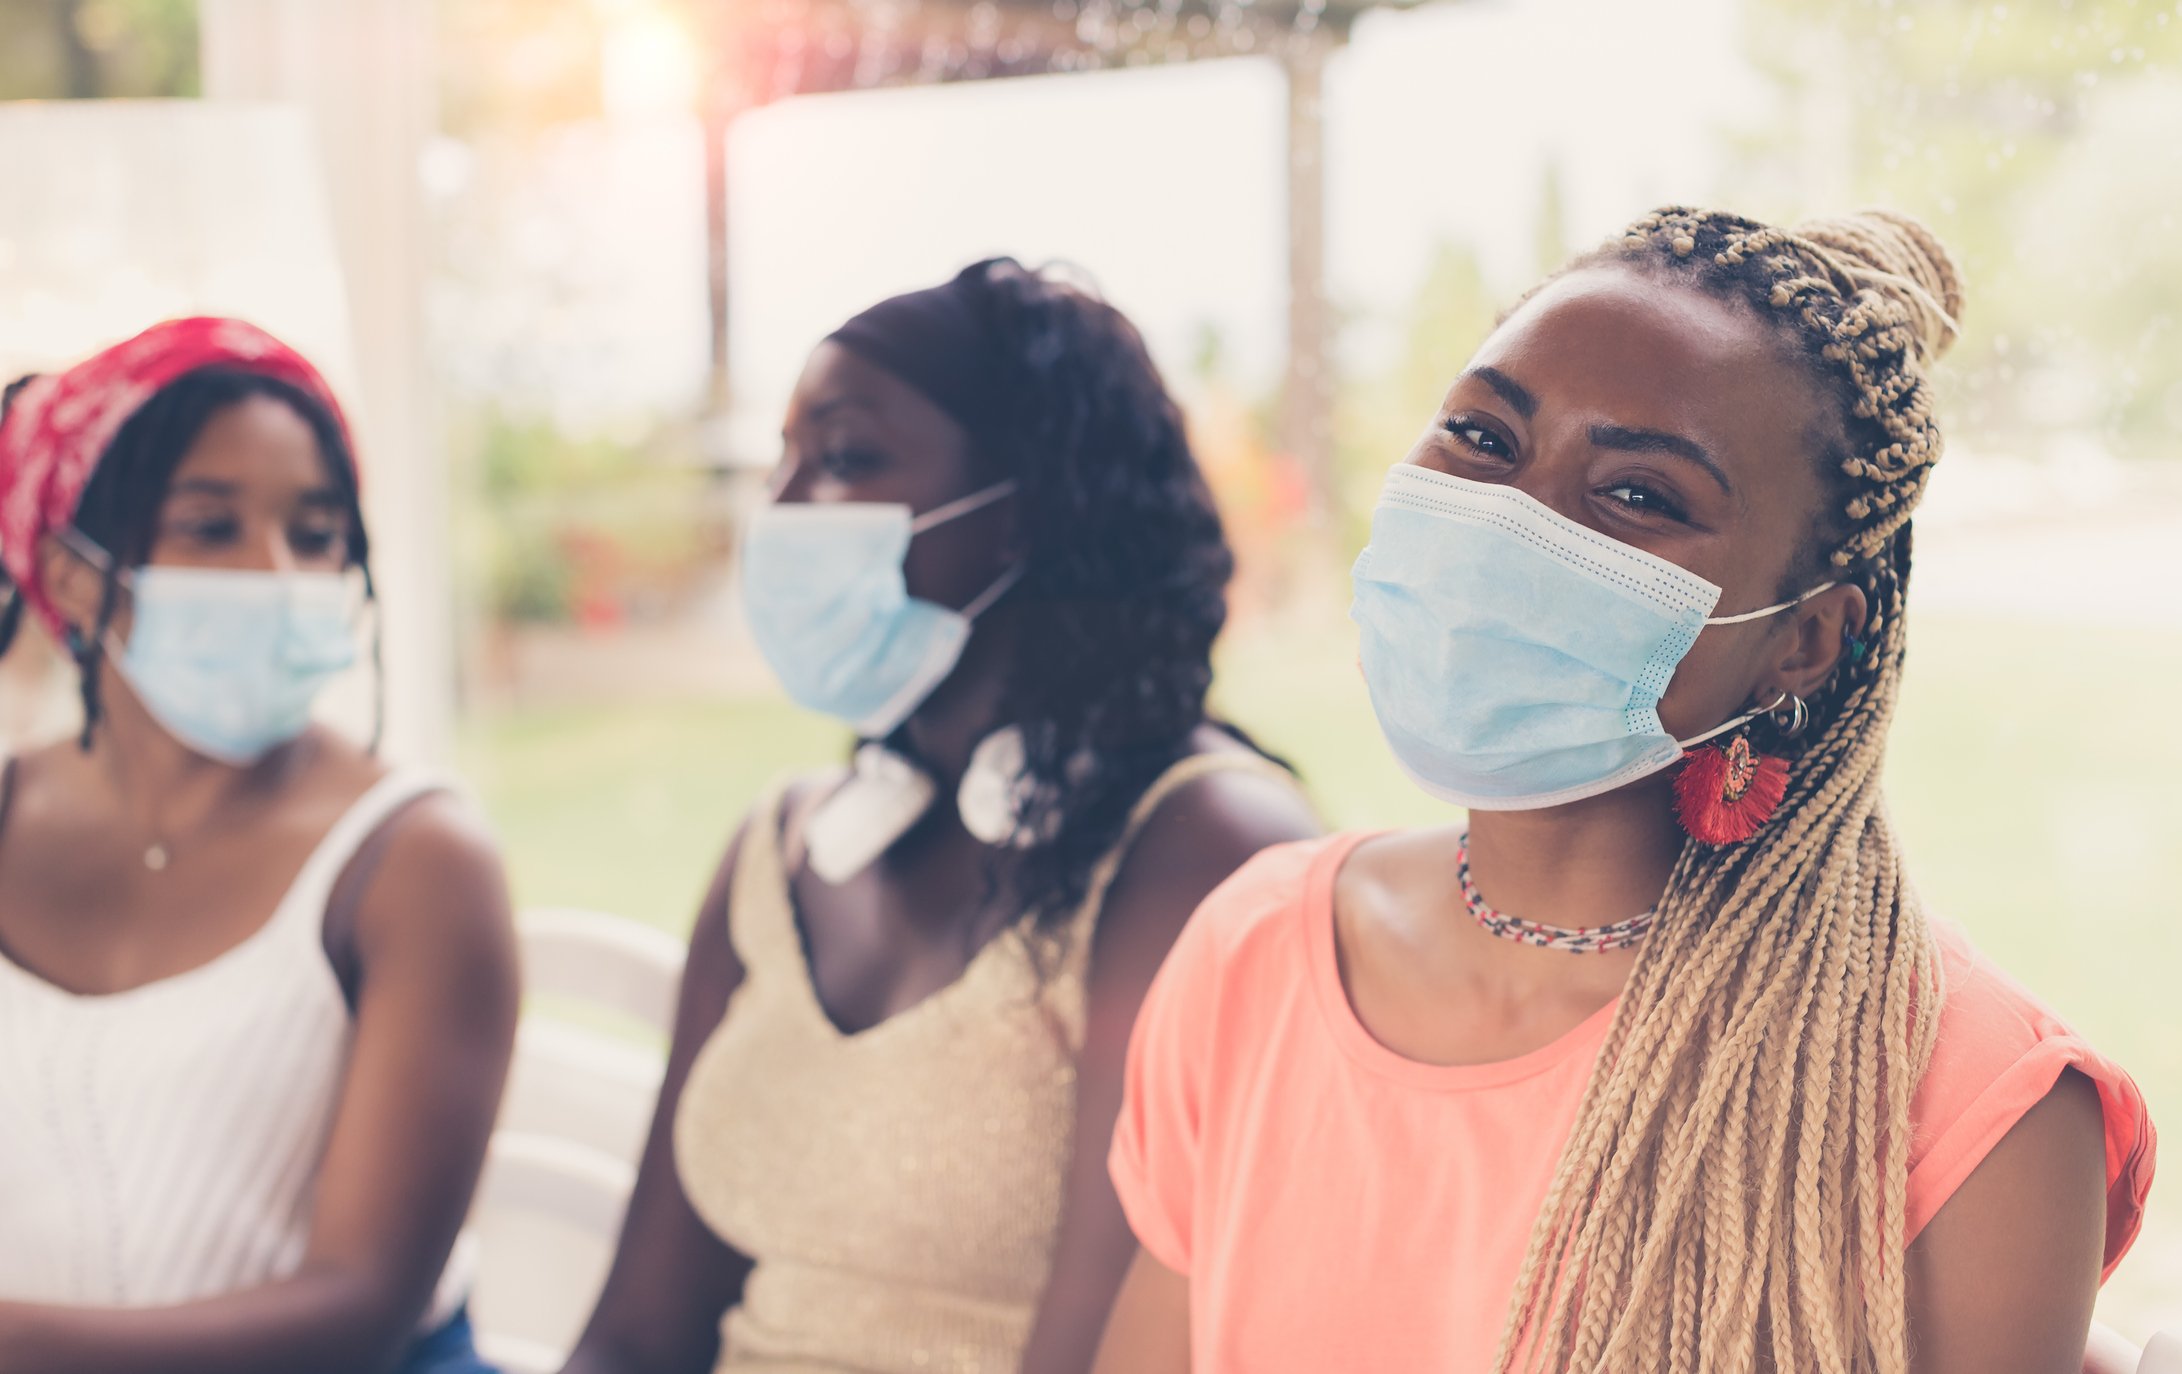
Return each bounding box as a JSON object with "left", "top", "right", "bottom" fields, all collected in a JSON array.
[{"left": 1792, "top": 209, "right": 1965, "bottom": 362}]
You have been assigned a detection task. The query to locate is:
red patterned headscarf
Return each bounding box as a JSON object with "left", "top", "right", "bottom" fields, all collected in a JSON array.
[{"left": 0, "top": 317, "right": 355, "bottom": 638}]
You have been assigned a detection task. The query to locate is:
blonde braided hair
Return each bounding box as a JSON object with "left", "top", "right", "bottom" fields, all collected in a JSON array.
[{"left": 1491, "top": 207, "right": 1966, "bottom": 1374}]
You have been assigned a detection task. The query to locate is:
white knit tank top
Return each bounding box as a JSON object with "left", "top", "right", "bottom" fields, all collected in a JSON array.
[{"left": 0, "top": 769, "right": 470, "bottom": 1324}]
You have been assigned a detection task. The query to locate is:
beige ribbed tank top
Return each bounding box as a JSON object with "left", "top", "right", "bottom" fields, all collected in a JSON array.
[{"left": 674, "top": 751, "right": 1290, "bottom": 1374}]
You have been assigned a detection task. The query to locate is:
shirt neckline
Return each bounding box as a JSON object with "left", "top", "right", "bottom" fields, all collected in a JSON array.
[
  {"left": 1302, "top": 830, "right": 1621, "bottom": 1091},
  {"left": 0, "top": 765, "right": 421, "bottom": 1008}
]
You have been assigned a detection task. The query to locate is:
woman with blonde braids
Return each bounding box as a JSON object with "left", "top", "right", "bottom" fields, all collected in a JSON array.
[{"left": 1092, "top": 207, "right": 2155, "bottom": 1374}]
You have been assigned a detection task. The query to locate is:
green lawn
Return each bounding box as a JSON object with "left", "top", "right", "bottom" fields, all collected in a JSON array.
[{"left": 458, "top": 609, "right": 2182, "bottom": 1330}]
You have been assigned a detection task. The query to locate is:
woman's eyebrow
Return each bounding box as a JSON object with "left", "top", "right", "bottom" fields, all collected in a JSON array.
[
  {"left": 166, "top": 476, "right": 239, "bottom": 497},
  {"left": 804, "top": 396, "right": 880, "bottom": 422},
  {"left": 1461, "top": 365, "right": 1539, "bottom": 421},
  {"left": 1589, "top": 423, "right": 1734, "bottom": 495}
]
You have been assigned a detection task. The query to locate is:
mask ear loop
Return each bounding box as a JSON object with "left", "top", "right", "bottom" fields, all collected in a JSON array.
[
  {"left": 914, "top": 482, "right": 1026, "bottom": 625},
  {"left": 1677, "top": 690, "right": 1792, "bottom": 751},
  {"left": 1682, "top": 579, "right": 1837, "bottom": 749},
  {"left": 1703, "top": 580, "right": 1837, "bottom": 626},
  {"left": 51, "top": 529, "right": 131, "bottom": 752},
  {"left": 909, "top": 480, "right": 1018, "bottom": 535},
  {"left": 55, "top": 527, "right": 123, "bottom": 580},
  {"left": 957, "top": 563, "right": 1025, "bottom": 622}
]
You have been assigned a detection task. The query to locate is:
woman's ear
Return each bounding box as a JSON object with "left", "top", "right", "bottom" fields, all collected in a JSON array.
[
  {"left": 35, "top": 533, "right": 112, "bottom": 642},
  {"left": 1767, "top": 581, "right": 1868, "bottom": 703}
]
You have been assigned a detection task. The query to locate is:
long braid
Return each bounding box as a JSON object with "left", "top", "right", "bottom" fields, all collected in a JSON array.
[{"left": 1491, "top": 207, "right": 1963, "bottom": 1373}]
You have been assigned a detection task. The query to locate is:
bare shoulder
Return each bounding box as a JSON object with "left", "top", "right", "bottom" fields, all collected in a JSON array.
[
  {"left": 1917, "top": 1068, "right": 2107, "bottom": 1245},
  {"left": 1905, "top": 1070, "right": 2108, "bottom": 1374},
  {"left": 2017, "top": 1067, "right": 2107, "bottom": 1160},
  {"left": 352, "top": 786, "right": 514, "bottom": 961},
  {"left": 1093, "top": 733, "right": 1322, "bottom": 965},
  {"left": 1134, "top": 727, "right": 1322, "bottom": 871},
  {"left": 376, "top": 788, "right": 503, "bottom": 880}
]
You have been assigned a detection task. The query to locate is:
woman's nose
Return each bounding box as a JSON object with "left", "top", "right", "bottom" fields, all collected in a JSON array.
[
  {"left": 254, "top": 527, "right": 298, "bottom": 574},
  {"left": 770, "top": 459, "right": 817, "bottom": 505}
]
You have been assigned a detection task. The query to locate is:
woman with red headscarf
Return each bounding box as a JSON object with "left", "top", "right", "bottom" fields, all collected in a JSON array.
[{"left": 0, "top": 320, "right": 518, "bottom": 1374}]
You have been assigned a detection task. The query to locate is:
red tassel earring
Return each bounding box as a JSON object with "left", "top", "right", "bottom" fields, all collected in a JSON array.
[{"left": 1673, "top": 692, "right": 1805, "bottom": 845}]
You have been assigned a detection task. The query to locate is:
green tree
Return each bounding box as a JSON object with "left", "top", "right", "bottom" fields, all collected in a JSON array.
[
  {"left": 1735, "top": 0, "right": 2182, "bottom": 459},
  {"left": 0, "top": 0, "right": 197, "bottom": 100}
]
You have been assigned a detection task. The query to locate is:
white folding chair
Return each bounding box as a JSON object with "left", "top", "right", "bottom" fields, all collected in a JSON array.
[
  {"left": 468, "top": 908, "right": 684, "bottom": 1370},
  {"left": 2088, "top": 1321, "right": 2182, "bottom": 1374},
  {"left": 516, "top": 906, "right": 686, "bottom": 1035}
]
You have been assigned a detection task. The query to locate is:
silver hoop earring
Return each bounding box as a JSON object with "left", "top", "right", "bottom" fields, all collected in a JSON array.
[{"left": 1768, "top": 691, "right": 1811, "bottom": 740}]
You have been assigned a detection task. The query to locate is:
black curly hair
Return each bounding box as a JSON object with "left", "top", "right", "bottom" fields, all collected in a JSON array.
[
  {"left": 0, "top": 366, "right": 375, "bottom": 749},
  {"left": 921, "top": 257, "right": 1275, "bottom": 937}
]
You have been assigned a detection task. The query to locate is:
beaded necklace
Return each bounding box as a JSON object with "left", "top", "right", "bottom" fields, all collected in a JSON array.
[{"left": 1455, "top": 833, "right": 1656, "bottom": 954}]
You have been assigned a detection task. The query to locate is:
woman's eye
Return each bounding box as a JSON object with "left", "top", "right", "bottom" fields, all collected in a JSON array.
[
  {"left": 290, "top": 527, "right": 343, "bottom": 559},
  {"left": 1443, "top": 417, "right": 1514, "bottom": 460},
  {"left": 819, "top": 447, "right": 884, "bottom": 481},
  {"left": 178, "top": 517, "right": 241, "bottom": 545},
  {"left": 1602, "top": 481, "right": 1688, "bottom": 522}
]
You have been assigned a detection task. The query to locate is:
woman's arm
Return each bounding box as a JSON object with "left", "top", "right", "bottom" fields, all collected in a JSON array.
[
  {"left": 556, "top": 820, "right": 757, "bottom": 1374},
  {"left": 1906, "top": 1069, "right": 2110, "bottom": 1374},
  {"left": 1017, "top": 768, "right": 1318, "bottom": 1374},
  {"left": 0, "top": 794, "right": 520, "bottom": 1374},
  {"left": 1092, "top": 1249, "right": 1191, "bottom": 1374}
]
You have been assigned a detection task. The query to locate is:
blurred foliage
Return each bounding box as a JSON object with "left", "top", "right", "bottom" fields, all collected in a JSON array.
[
  {"left": 1735, "top": 0, "right": 2182, "bottom": 460},
  {"left": 1181, "top": 323, "right": 1320, "bottom": 619},
  {"left": 0, "top": 0, "right": 197, "bottom": 99},
  {"left": 462, "top": 410, "right": 717, "bottom": 625},
  {"left": 1332, "top": 236, "right": 1497, "bottom": 548}
]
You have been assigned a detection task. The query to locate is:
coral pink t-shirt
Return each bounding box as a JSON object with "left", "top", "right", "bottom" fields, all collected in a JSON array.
[{"left": 1109, "top": 832, "right": 2157, "bottom": 1373}]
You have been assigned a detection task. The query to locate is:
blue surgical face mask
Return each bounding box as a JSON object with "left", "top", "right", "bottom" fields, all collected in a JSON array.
[
  {"left": 740, "top": 481, "right": 1020, "bottom": 738},
  {"left": 60, "top": 531, "right": 361, "bottom": 765},
  {"left": 120, "top": 567, "right": 358, "bottom": 765},
  {"left": 1350, "top": 465, "right": 1830, "bottom": 811}
]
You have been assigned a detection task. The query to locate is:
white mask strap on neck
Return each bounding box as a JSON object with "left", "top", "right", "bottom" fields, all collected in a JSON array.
[
  {"left": 1704, "top": 580, "right": 1837, "bottom": 626},
  {"left": 911, "top": 480, "right": 1018, "bottom": 535},
  {"left": 1677, "top": 691, "right": 1791, "bottom": 750},
  {"left": 959, "top": 562, "right": 1025, "bottom": 622}
]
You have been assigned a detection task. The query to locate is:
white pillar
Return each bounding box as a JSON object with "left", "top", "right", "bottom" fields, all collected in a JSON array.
[
  {"left": 1281, "top": 26, "right": 1338, "bottom": 531},
  {"left": 200, "top": 0, "right": 453, "bottom": 765}
]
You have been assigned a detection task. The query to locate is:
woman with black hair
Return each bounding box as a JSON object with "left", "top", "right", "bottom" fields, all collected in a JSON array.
[
  {"left": 557, "top": 260, "right": 1319, "bottom": 1374},
  {"left": 0, "top": 320, "right": 518, "bottom": 1374}
]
